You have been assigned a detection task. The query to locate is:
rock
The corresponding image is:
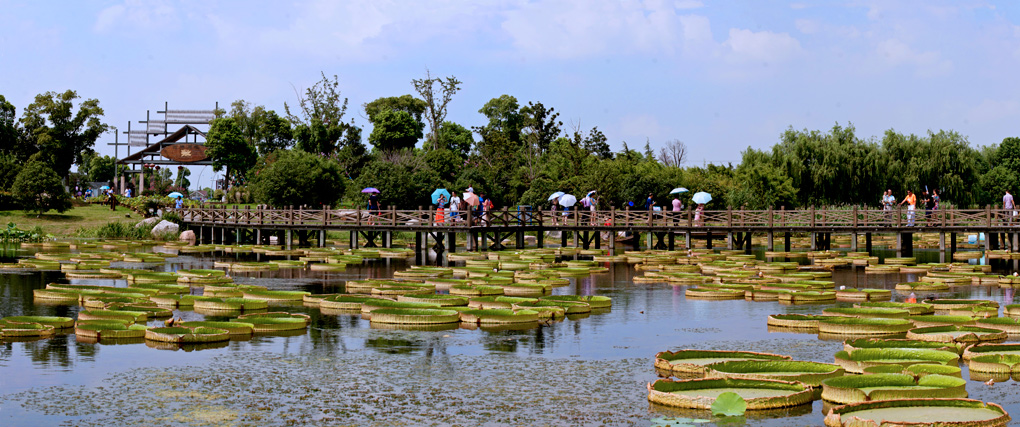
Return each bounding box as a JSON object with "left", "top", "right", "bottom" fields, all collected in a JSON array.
[
  {"left": 151, "top": 220, "right": 179, "bottom": 237},
  {"left": 135, "top": 217, "right": 159, "bottom": 228},
  {"left": 179, "top": 230, "right": 196, "bottom": 245}
]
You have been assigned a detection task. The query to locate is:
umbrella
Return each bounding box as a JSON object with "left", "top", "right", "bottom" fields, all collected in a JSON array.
[
  {"left": 463, "top": 193, "right": 480, "bottom": 206},
  {"left": 586, "top": 190, "right": 597, "bottom": 196},
  {"left": 692, "top": 191, "right": 712, "bottom": 205},
  {"left": 167, "top": 192, "right": 184, "bottom": 199},
  {"left": 669, "top": 187, "right": 689, "bottom": 194},
  {"left": 431, "top": 189, "right": 451, "bottom": 204},
  {"left": 548, "top": 191, "right": 565, "bottom": 201},
  {"left": 361, "top": 187, "right": 380, "bottom": 194},
  {"left": 559, "top": 194, "right": 578, "bottom": 207},
  {"left": 99, "top": 185, "right": 110, "bottom": 190}
]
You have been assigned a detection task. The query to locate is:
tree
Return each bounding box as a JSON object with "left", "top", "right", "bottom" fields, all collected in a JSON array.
[
  {"left": 0, "top": 95, "right": 27, "bottom": 159},
  {"left": 174, "top": 166, "right": 191, "bottom": 189},
  {"left": 228, "top": 100, "right": 293, "bottom": 156},
  {"left": 658, "top": 139, "right": 688, "bottom": 167},
  {"left": 364, "top": 95, "right": 427, "bottom": 125},
  {"left": 521, "top": 101, "right": 562, "bottom": 153},
  {"left": 436, "top": 121, "right": 473, "bottom": 158},
  {"left": 0, "top": 153, "right": 21, "bottom": 191},
  {"left": 205, "top": 118, "right": 257, "bottom": 186},
  {"left": 249, "top": 150, "right": 344, "bottom": 207},
  {"left": 81, "top": 153, "right": 118, "bottom": 182},
  {"left": 19, "top": 90, "right": 108, "bottom": 180},
  {"left": 368, "top": 109, "right": 423, "bottom": 152},
  {"left": 412, "top": 69, "right": 462, "bottom": 150},
  {"left": 477, "top": 95, "right": 524, "bottom": 144},
  {"left": 287, "top": 73, "right": 358, "bottom": 157},
  {"left": 11, "top": 160, "right": 71, "bottom": 215}
]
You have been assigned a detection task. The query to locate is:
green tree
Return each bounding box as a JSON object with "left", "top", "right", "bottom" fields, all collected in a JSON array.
[
  {"left": 364, "top": 95, "right": 427, "bottom": 125},
  {"left": 228, "top": 100, "right": 293, "bottom": 156},
  {"left": 0, "top": 95, "right": 28, "bottom": 159},
  {"left": 367, "top": 109, "right": 423, "bottom": 152},
  {"left": 287, "top": 73, "right": 360, "bottom": 158},
  {"left": 11, "top": 160, "right": 71, "bottom": 215},
  {"left": 19, "top": 90, "right": 108, "bottom": 180},
  {"left": 412, "top": 70, "right": 462, "bottom": 149},
  {"left": 174, "top": 166, "right": 191, "bottom": 189},
  {"left": 205, "top": 118, "right": 257, "bottom": 186},
  {"left": 436, "top": 121, "right": 473, "bottom": 158},
  {"left": 0, "top": 153, "right": 21, "bottom": 190},
  {"left": 79, "top": 151, "right": 119, "bottom": 183},
  {"left": 249, "top": 150, "right": 344, "bottom": 207}
]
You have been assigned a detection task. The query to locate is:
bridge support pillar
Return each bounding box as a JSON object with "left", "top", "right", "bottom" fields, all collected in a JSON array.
[
  {"left": 285, "top": 230, "right": 292, "bottom": 250},
  {"left": 537, "top": 230, "right": 544, "bottom": 248},
  {"left": 318, "top": 230, "right": 325, "bottom": 248},
  {"left": 633, "top": 232, "right": 642, "bottom": 250},
  {"left": 517, "top": 231, "right": 525, "bottom": 249},
  {"left": 480, "top": 231, "right": 488, "bottom": 252},
  {"left": 561, "top": 231, "right": 568, "bottom": 248},
  {"left": 950, "top": 232, "right": 957, "bottom": 254},
  {"left": 706, "top": 232, "right": 712, "bottom": 250},
  {"left": 744, "top": 233, "right": 752, "bottom": 255},
  {"left": 255, "top": 228, "right": 261, "bottom": 245},
  {"left": 685, "top": 231, "right": 691, "bottom": 250},
  {"left": 767, "top": 232, "right": 774, "bottom": 251},
  {"left": 865, "top": 233, "right": 872, "bottom": 253},
  {"left": 594, "top": 231, "right": 601, "bottom": 250},
  {"left": 668, "top": 232, "right": 675, "bottom": 251},
  {"left": 448, "top": 232, "right": 456, "bottom": 253},
  {"left": 898, "top": 232, "right": 913, "bottom": 256},
  {"left": 1013, "top": 233, "right": 1018, "bottom": 252},
  {"left": 646, "top": 232, "right": 652, "bottom": 250},
  {"left": 850, "top": 232, "right": 858, "bottom": 251},
  {"left": 574, "top": 230, "right": 580, "bottom": 249},
  {"left": 987, "top": 233, "right": 995, "bottom": 251},
  {"left": 609, "top": 231, "right": 617, "bottom": 255},
  {"left": 350, "top": 230, "right": 359, "bottom": 249},
  {"left": 784, "top": 232, "right": 791, "bottom": 252},
  {"left": 415, "top": 232, "right": 423, "bottom": 264},
  {"left": 727, "top": 232, "right": 734, "bottom": 250},
  {"left": 939, "top": 232, "right": 946, "bottom": 252},
  {"left": 810, "top": 232, "right": 817, "bottom": 251}
]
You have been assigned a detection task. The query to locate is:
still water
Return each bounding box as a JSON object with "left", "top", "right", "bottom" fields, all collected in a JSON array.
[{"left": 0, "top": 247, "right": 1018, "bottom": 426}]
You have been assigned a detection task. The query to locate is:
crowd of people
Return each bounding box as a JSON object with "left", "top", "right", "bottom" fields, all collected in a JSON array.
[{"left": 881, "top": 188, "right": 940, "bottom": 226}]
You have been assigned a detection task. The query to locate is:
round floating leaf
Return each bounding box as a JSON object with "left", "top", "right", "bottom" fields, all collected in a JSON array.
[{"left": 710, "top": 392, "right": 747, "bottom": 417}]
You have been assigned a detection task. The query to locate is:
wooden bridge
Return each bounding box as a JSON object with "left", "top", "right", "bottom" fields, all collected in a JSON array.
[{"left": 177, "top": 205, "right": 1020, "bottom": 256}]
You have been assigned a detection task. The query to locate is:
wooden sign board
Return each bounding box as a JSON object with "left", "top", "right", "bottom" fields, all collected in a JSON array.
[{"left": 161, "top": 143, "right": 209, "bottom": 163}]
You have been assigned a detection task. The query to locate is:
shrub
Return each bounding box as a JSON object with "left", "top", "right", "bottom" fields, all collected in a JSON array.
[
  {"left": 11, "top": 161, "right": 71, "bottom": 215},
  {"left": 249, "top": 150, "right": 344, "bottom": 207}
]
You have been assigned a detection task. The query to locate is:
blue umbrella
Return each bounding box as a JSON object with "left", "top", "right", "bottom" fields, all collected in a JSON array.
[
  {"left": 692, "top": 191, "right": 712, "bottom": 205},
  {"left": 669, "top": 187, "right": 689, "bottom": 194},
  {"left": 548, "top": 191, "right": 565, "bottom": 201},
  {"left": 431, "top": 188, "right": 451, "bottom": 204},
  {"left": 361, "top": 187, "right": 380, "bottom": 194},
  {"left": 99, "top": 185, "right": 110, "bottom": 190},
  {"left": 167, "top": 192, "right": 184, "bottom": 199}
]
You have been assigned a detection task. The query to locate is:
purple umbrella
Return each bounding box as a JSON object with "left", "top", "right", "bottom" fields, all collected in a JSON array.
[{"left": 361, "top": 187, "right": 380, "bottom": 194}]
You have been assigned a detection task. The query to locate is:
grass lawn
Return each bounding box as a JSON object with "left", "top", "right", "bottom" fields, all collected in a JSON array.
[{"left": 0, "top": 204, "right": 142, "bottom": 237}]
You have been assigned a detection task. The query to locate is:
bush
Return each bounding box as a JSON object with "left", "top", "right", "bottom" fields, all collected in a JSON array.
[
  {"left": 249, "top": 150, "right": 344, "bottom": 207},
  {"left": 11, "top": 161, "right": 71, "bottom": 215},
  {"left": 76, "top": 222, "right": 150, "bottom": 239}
]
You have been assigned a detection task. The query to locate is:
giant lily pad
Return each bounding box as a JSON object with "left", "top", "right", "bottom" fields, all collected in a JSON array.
[
  {"left": 821, "top": 373, "right": 967, "bottom": 404},
  {"left": 833, "top": 348, "right": 959, "bottom": 374},
  {"left": 822, "top": 398, "right": 1010, "bottom": 427},
  {"left": 704, "top": 360, "right": 844, "bottom": 386},
  {"left": 647, "top": 377, "right": 812, "bottom": 410},
  {"left": 654, "top": 350, "right": 792, "bottom": 376},
  {"left": 906, "top": 325, "right": 1007, "bottom": 344}
]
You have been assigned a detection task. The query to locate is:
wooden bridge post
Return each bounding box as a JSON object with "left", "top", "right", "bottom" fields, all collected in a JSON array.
[
  {"left": 810, "top": 232, "right": 817, "bottom": 251},
  {"left": 939, "top": 232, "right": 946, "bottom": 252},
  {"left": 784, "top": 232, "right": 791, "bottom": 252},
  {"left": 727, "top": 231, "right": 734, "bottom": 250},
  {"left": 850, "top": 232, "right": 858, "bottom": 251},
  {"left": 285, "top": 229, "right": 292, "bottom": 250},
  {"left": 609, "top": 229, "right": 617, "bottom": 255},
  {"left": 350, "top": 230, "right": 358, "bottom": 249},
  {"left": 767, "top": 231, "right": 774, "bottom": 251},
  {"left": 448, "top": 232, "right": 456, "bottom": 253},
  {"left": 950, "top": 232, "right": 956, "bottom": 253},
  {"left": 415, "top": 232, "right": 422, "bottom": 264},
  {"left": 668, "top": 232, "right": 674, "bottom": 251},
  {"left": 536, "top": 229, "right": 544, "bottom": 249}
]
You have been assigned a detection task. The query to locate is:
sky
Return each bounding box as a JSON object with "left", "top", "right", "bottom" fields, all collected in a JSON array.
[{"left": 2, "top": 0, "right": 1020, "bottom": 189}]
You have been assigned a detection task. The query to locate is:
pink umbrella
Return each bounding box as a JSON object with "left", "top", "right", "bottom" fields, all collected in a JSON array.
[{"left": 463, "top": 192, "right": 480, "bottom": 206}]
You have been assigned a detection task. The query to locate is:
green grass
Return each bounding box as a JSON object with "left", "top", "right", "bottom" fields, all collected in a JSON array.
[{"left": 0, "top": 204, "right": 141, "bottom": 237}]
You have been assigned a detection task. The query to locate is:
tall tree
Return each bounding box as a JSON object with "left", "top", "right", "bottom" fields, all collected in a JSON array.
[
  {"left": 0, "top": 95, "right": 27, "bottom": 159},
  {"left": 205, "top": 118, "right": 257, "bottom": 187},
  {"left": 412, "top": 69, "right": 462, "bottom": 150},
  {"left": 521, "top": 101, "right": 562, "bottom": 154},
  {"left": 229, "top": 100, "right": 293, "bottom": 156},
  {"left": 364, "top": 95, "right": 427, "bottom": 125},
  {"left": 658, "top": 139, "right": 687, "bottom": 167},
  {"left": 367, "top": 109, "right": 423, "bottom": 153},
  {"left": 19, "top": 90, "right": 108, "bottom": 180},
  {"left": 287, "top": 73, "right": 358, "bottom": 157}
]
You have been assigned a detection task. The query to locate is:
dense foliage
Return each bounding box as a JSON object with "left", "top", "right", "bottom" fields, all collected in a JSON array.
[
  {"left": 249, "top": 149, "right": 345, "bottom": 207},
  {"left": 11, "top": 160, "right": 71, "bottom": 215},
  {"left": 2, "top": 76, "right": 1018, "bottom": 211}
]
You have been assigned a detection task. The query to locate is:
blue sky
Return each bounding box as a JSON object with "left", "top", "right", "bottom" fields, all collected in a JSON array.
[{"left": 2, "top": 0, "right": 1020, "bottom": 188}]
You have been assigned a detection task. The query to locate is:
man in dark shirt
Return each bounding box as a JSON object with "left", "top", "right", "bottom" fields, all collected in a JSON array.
[{"left": 644, "top": 193, "right": 655, "bottom": 211}]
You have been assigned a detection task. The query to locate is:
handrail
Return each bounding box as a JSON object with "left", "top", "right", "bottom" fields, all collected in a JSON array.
[{"left": 174, "top": 207, "right": 1020, "bottom": 230}]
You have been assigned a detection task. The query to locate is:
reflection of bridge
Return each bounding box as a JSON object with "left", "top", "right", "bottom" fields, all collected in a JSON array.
[{"left": 178, "top": 206, "right": 1020, "bottom": 256}]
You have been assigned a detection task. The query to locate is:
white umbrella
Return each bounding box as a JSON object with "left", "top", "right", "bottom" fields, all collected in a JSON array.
[
  {"left": 548, "top": 191, "right": 565, "bottom": 201},
  {"left": 669, "top": 187, "right": 689, "bottom": 194},
  {"left": 692, "top": 192, "right": 712, "bottom": 204},
  {"left": 586, "top": 190, "right": 597, "bottom": 196},
  {"left": 559, "top": 194, "right": 578, "bottom": 207}
]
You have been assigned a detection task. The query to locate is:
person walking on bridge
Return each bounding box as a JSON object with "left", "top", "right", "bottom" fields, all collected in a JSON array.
[
  {"left": 899, "top": 190, "right": 916, "bottom": 226},
  {"left": 882, "top": 190, "right": 895, "bottom": 225},
  {"left": 1004, "top": 190, "right": 1016, "bottom": 224}
]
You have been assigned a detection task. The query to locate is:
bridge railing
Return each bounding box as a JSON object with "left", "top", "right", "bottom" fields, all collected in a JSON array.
[{"left": 177, "top": 206, "right": 1020, "bottom": 230}]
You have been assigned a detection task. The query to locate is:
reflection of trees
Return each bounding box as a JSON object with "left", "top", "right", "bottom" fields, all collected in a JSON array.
[
  {"left": 24, "top": 335, "right": 76, "bottom": 368},
  {"left": 413, "top": 336, "right": 454, "bottom": 378}
]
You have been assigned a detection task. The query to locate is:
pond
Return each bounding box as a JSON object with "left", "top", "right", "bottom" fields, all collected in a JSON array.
[{"left": 0, "top": 246, "right": 1018, "bottom": 426}]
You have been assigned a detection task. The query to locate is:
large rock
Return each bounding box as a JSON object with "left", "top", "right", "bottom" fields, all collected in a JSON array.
[
  {"left": 151, "top": 220, "right": 179, "bottom": 237},
  {"left": 135, "top": 217, "right": 160, "bottom": 228},
  {"left": 179, "top": 230, "right": 196, "bottom": 245}
]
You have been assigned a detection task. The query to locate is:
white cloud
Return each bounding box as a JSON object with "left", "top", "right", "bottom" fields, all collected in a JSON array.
[
  {"left": 618, "top": 114, "right": 665, "bottom": 141},
  {"left": 674, "top": 0, "right": 704, "bottom": 9},
  {"left": 724, "top": 29, "right": 802, "bottom": 63},
  {"left": 875, "top": 38, "right": 952, "bottom": 76},
  {"left": 795, "top": 19, "right": 820, "bottom": 34},
  {"left": 94, "top": 0, "right": 178, "bottom": 33}
]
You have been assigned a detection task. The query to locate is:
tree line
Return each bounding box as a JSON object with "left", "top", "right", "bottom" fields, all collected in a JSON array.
[{"left": 1, "top": 73, "right": 1018, "bottom": 215}]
